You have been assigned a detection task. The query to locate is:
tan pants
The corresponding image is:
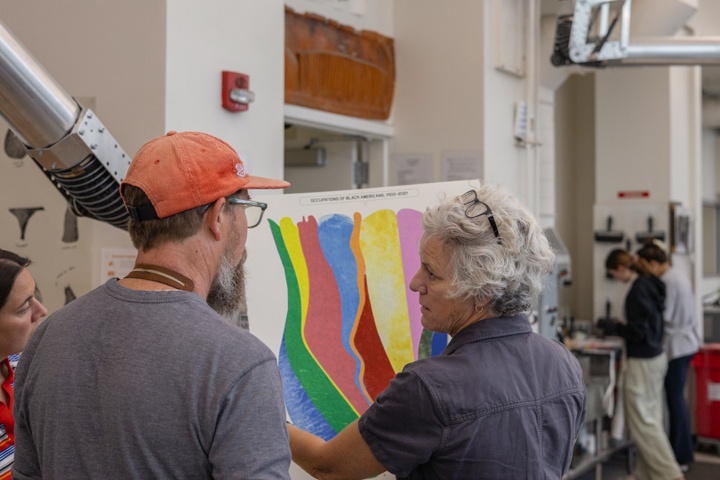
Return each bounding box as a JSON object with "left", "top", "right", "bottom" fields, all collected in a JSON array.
[{"left": 624, "top": 354, "right": 683, "bottom": 480}]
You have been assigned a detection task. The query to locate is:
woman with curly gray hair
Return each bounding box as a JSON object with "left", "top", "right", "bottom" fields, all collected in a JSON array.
[
  {"left": 288, "top": 183, "right": 587, "bottom": 479},
  {"left": 420, "top": 184, "right": 556, "bottom": 322}
]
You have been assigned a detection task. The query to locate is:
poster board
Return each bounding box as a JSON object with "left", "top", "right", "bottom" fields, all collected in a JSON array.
[{"left": 245, "top": 180, "right": 478, "bottom": 474}]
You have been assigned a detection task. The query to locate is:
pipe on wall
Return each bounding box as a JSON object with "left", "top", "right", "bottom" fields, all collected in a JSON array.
[
  {"left": 0, "top": 18, "right": 80, "bottom": 148},
  {"left": 0, "top": 17, "right": 131, "bottom": 229}
]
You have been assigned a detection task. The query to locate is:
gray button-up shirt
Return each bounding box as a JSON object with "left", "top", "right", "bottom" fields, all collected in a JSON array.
[{"left": 359, "top": 314, "right": 587, "bottom": 479}]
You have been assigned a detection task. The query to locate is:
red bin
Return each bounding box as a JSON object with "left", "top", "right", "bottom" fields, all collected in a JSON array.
[{"left": 693, "top": 344, "right": 720, "bottom": 439}]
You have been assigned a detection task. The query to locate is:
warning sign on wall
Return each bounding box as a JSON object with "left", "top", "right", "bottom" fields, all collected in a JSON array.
[{"left": 618, "top": 191, "right": 650, "bottom": 199}]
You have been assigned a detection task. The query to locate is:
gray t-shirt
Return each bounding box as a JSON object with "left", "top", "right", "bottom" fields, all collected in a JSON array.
[
  {"left": 13, "top": 279, "right": 290, "bottom": 480},
  {"left": 661, "top": 267, "right": 701, "bottom": 359}
]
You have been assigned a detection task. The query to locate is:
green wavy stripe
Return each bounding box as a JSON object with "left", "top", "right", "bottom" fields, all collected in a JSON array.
[{"left": 269, "top": 219, "right": 357, "bottom": 431}]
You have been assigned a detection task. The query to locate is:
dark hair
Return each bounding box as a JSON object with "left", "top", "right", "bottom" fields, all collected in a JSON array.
[
  {"left": 122, "top": 185, "right": 213, "bottom": 251},
  {"left": 636, "top": 242, "right": 668, "bottom": 264},
  {"left": 605, "top": 248, "right": 634, "bottom": 271},
  {"left": 0, "top": 249, "right": 31, "bottom": 310}
]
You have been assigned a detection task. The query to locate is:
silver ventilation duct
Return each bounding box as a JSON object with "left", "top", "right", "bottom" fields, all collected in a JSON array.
[
  {"left": 0, "top": 17, "right": 130, "bottom": 229},
  {"left": 551, "top": 0, "right": 720, "bottom": 68}
]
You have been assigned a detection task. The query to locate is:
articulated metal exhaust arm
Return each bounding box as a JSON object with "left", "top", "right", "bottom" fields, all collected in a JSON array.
[
  {"left": 552, "top": 0, "right": 720, "bottom": 68},
  {"left": 0, "top": 17, "right": 131, "bottom": 229}
]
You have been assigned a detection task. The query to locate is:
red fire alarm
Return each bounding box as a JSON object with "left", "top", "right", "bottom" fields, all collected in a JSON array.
[{"left": 221, "top": 71, "right": 255, "bottom": 112}]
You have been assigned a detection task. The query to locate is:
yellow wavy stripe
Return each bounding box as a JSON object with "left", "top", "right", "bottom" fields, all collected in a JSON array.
[
  {"left": 279, "top": 218, "right": 309, "bottom": 326},
  {"left": 359, "top": 210, "right": 414, "bottom": 372}
]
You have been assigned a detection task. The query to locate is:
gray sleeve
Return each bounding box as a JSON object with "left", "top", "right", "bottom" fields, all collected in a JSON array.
[
  {"left": 663, "top": 272, "right": 679, "bottom": 326},
  {"left": 11, "top": 322, "right": 46, "bottom": 480},
  {"left": 209, "top": 357, "right": 291, "bottom": 480}
]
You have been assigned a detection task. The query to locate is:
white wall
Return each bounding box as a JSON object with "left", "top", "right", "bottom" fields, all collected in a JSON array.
[
  {"left": 702, "top": 129, "right": 718, "bottom": 199},
  {"left": 0, "top": 0, "right": 165, "bottom": 312},
  {"left": 482, "top": 1, "right": 535, "bottom": 202},
  {"left": 596, "top": 68, "right": 673, "bottom": 205},
  {"left": 285, "top": 0, "right": 393, "bottom": 36},
  {"left": 166, "top": 0, "right": 286, "bottom": 185},
  {"left": 687, "top": 0, "right": 720, "bottom": 34},
  {"left": 669, "top": 68, "right": 696, "bottom": 205},
  {"left": 391, "top": 0, "right": 537, "bottom": 206},
  {"left": 391, "top": 0, "right": 485, "bottom": 182},
  {"left": 555, "top": 74, "right": 596, "bottom": 322},
  {"left": 0, "top": 0, "right": 299, "bottom": 313}
]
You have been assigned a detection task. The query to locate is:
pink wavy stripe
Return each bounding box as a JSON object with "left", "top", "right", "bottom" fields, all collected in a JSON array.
[
  {"left": 298, "top": 216, "right": 368, "bottom": 413},
  {"left": 397, "top": 209, "right": 424, "bottom": 359}
]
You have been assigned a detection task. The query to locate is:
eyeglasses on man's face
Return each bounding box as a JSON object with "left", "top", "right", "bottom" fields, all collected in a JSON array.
[
  {"left": 226, "top": 197, "right": 268, "bottom": 228},
  {"left": 201, "top": 196, "right": 268, "bottom": 228},
  {"left": 461, "top": 190, "right": 502, "bottom": 244}
]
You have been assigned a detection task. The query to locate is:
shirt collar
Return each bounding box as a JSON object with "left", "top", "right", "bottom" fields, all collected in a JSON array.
[{"left": 443, "top": 314, "right": 533, "bottom": 355}]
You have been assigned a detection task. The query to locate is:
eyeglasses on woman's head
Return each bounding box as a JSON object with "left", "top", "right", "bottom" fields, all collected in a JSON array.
[{"left": 461, "top": 190, "right": 501, "bottom": 244}]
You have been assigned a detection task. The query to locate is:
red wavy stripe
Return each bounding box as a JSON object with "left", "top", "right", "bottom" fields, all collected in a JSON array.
[
  {"left": 299, "top": 216, "right": 369, "bottom": 412},
  {"left": 354, "top": 275, "right": 396, "bottom": 400}
]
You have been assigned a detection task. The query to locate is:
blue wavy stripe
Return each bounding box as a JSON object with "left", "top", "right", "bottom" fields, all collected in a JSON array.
[
  {"left": 279, "top": 336, "right": 336, "bottom": 441},
  {"left": 317, "top": 214, "right": 369, "bottom": 404}
]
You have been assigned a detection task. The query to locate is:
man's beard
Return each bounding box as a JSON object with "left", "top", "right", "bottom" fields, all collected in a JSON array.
[{"left": 207, "top": 247, "right": 247, "bottom": 318}]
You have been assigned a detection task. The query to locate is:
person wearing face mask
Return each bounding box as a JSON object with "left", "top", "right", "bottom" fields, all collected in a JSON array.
[
  {"left": 0, "top": 249, "right": 48, "bottom": 479},
  {"left": 287, "top": 182, "right": 587, "bottom": 479},
  {"left": 12, "top": 131, "right": 292, "bottom": 480}
]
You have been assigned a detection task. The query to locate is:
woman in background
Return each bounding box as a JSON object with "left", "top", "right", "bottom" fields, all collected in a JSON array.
[
  {"left": 606, "top": 248, "right": 683, "bottom": 480},
  {"left": 0, "top": 249, "right": 47, "bottom": 479}
]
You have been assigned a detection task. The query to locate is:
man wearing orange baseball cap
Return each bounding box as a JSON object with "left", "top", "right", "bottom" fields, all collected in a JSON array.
[{"left": 12, "top": 131, "right": 292, "bottom": 479}]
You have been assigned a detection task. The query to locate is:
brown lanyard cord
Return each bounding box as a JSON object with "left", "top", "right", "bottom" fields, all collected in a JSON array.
[{"left": 124, "top": 263, "right": 195, "bottom": 292}]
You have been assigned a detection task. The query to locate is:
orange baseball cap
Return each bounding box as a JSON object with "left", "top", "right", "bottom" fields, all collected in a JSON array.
[{"left": 120, "top": 131, "right": 290, "bottom": 220}]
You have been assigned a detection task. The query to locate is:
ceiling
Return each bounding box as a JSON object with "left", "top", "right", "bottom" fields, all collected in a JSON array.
[{"left": 540, "top": 0, "right": 720, "bottom": 96}]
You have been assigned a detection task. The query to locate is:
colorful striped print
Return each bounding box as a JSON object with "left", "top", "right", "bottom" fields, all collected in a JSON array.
[{"left": 269, "top": 209, "right": 447, "bottom": 440}]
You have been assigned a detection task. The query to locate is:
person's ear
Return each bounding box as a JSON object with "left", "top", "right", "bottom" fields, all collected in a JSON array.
[
  {"left": 204, "top": 198, "right": 227, "bottom": 241},
  {"left": 474, "top": 298, "right": 491, "bottom": 313}
]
